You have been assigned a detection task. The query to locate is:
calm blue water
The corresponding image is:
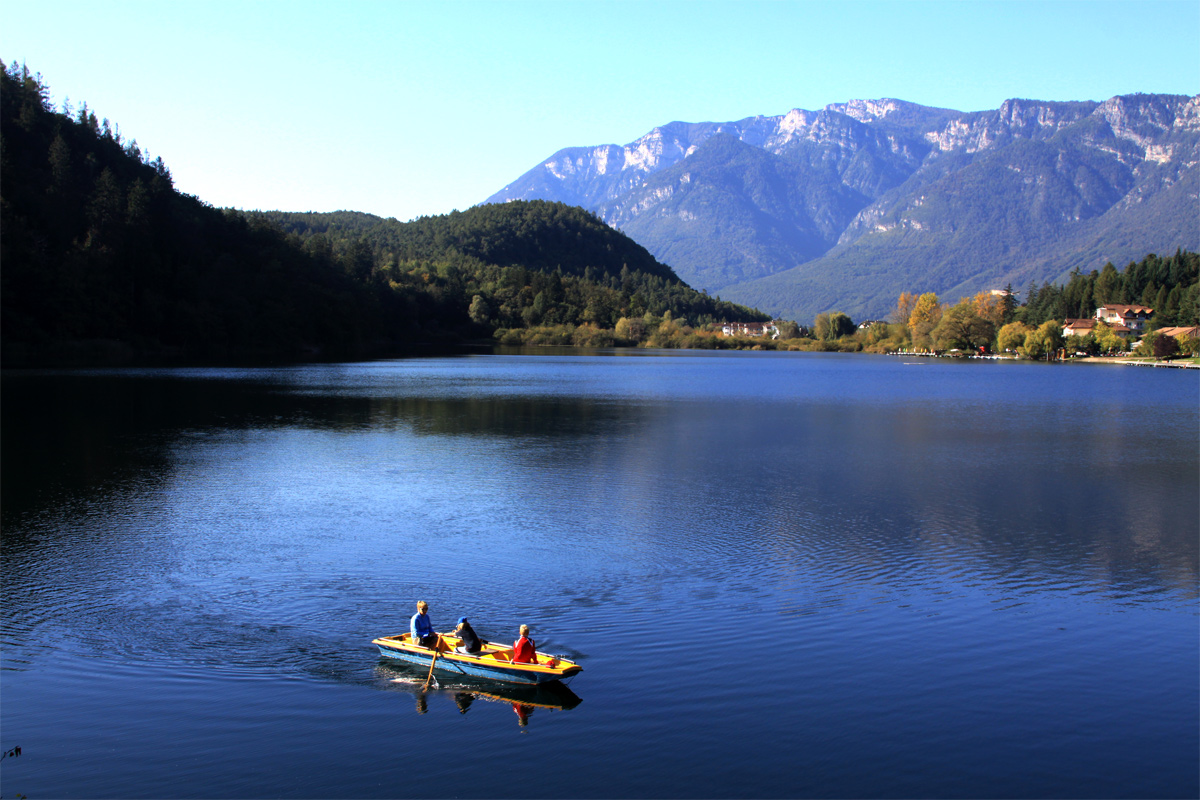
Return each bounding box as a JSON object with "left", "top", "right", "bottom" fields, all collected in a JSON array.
[{"left": 2, "top": 351, "right": 1197, "bottom": 799}]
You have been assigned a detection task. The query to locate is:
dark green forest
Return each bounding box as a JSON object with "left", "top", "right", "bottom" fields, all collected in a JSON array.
[
  {"left": 1, "top": 62, "right": 764, "bottom": 365},
  {"left": 1016, "top": 249, "right": 1200, "bottom": 327},
  {"left": 247, "top": 200, "right": 765, "bottom": 336},
  {"left": 1, "top": 62, "right": 393, "bottom": 363}
]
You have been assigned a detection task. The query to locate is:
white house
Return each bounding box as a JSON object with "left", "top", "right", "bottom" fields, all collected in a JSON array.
[
  {"left": 1094, "top": 304, "right": 1153, "bottom": 336},
  {"left": 1062, "top": 318, "right": 1097, "bottom": 337},
  {"left": 721, "top": 321, "right": 778, "bottom": 338}
]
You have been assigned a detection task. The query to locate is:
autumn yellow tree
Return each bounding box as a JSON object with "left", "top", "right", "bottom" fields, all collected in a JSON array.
[
  {"left": 997, "top": 321, "right": 1033, "bottom": 352},
  {"left": 893, "top": 291, "right": 918, "bottom": 327},
  {"left": 971, "top": 291, "right": 1006, "bottom": 329},
  {"left": 1021, "top": 320, "right": 1064, "bottom": 360},
  {"left": 907, "top": 293, "right": 942, "bottom": 348},
  {"left": 1091, "top": 320, "right": 1125, "bottom": 354}
]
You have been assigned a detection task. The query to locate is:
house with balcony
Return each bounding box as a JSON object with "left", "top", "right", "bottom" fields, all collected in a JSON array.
[{"left": 1094, "top": 304, "right": 1153, "bottom": 337}]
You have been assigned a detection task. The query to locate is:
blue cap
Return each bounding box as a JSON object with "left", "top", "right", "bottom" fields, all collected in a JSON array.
[{"left": 458, "top": 617, "right": 467, "bottom": 624}]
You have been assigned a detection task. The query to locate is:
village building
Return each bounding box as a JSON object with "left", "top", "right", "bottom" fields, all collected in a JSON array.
[
  {"left": 1155, "top": 325, "right": 1200, "bottom": 341},
  {"left": 1062, "top": 318, "right": 1097, "bottom": 337},
  {"left": 720, "top": 321, "right": 778, "bottom": 338},
  {"left": 1094, "top": 304, "right": 1153, "bottom": 336}
]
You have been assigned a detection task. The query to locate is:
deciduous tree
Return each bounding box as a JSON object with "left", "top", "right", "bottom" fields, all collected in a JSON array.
[
  {"left": 468, "top": 294, "right": 491, "bottom": 324},
  {"left": 997, "top": 321, "right": 1032, "bottom": 353},
  {"left": 1151, "top": 331, "right": 1180, "bottom": 359},
  {"left": 893, "top": 291, "right": 918, "bottom": 327},
  {"left": 970, "top": 291, "right": 1006, "bottom": 329},
  {"left": 1021, "top": 320, "right": 1064, "bottom": 360},
  {"left": 775, "top": 320, "right": 800, "bottom": 340},
  {"left": 1091, "top": 320, "right": 1125, "bottom": 353},
  {"left": 815, "top": 311, "right": 855, "bottom": 341},
  {"left": 907, "top": 293, "right": 941, "bottom": 348},
  {"left": 934, "top": 300, "right": 995, "bottom": 351}
]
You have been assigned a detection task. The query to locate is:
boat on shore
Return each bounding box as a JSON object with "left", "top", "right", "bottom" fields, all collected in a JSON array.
[{"left": 372, "top": 632, "right": 582, "bottom": 685}]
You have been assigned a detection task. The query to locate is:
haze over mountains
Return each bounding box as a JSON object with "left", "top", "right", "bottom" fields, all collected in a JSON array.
[{"left": 485, "top": 94, "right": 1200, "bottom": 322}]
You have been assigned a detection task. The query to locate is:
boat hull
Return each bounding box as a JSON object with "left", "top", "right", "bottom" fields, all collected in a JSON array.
[{"left": 372, "top": 633, "right": 582, "bottom": 686}]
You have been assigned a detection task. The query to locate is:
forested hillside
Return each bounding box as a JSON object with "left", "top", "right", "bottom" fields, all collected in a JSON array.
[
  {"left": 1, "top": 62, "right": 398, "bottom": 363},
  {"left": 258, "top": 201, "right": 684, "bottom": 284},
  {"left": 248, "top": 201, "right": 766, "bottom": 336},
  {"left": 1018, "top": 249, "right": 1199, "bottom": 326},
  {"left": 1, "top": 62, "right": 763, "bottom": 365}
]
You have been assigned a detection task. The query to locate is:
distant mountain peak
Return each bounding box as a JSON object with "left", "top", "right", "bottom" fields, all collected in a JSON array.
[
  {"left": 484, "top": 93, "right": 1199, "bottom": 321},
  {"left": 823, "top": 98, "right": 906, "bottom": 122}
]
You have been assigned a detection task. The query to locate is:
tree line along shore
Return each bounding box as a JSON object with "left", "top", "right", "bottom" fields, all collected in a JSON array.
[{"left": 494, "top": 249, "right": 1199, "bottom": 363}]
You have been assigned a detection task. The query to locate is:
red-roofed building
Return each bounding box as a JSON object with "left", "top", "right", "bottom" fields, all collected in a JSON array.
[
  {"left": 1094, "top": 304, "right": 1153, "bottom": 336},
  {"left": 1062, "top": 319, "right": 1096, "bottom": 337},
  {"left": 1156, "top": 325, "right": 1200, "bottom": 340}
]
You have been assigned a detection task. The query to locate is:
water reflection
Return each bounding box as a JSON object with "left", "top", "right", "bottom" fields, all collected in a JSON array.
[
  {"left": 453, "top": 692, "right": 475, "bottom": 714},
  {"left": 373, "top": 663, "right": 582, "bottom": 728},
  {"left": 1, "top": 370, "right": 646, "bottom": 525}
]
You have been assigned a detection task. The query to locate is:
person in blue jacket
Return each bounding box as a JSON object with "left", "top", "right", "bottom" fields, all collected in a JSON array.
[{"left": 411, "top": 601, "right": 437, "bottom": 648}]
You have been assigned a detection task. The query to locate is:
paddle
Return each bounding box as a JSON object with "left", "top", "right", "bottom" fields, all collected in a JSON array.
[{"left": 423, "top": 635, "right": 442, "bottom": 691}]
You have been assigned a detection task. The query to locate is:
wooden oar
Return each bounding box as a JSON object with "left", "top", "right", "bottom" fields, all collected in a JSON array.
[{"left": 423, "top": 635, "right": 442, "bottom": 690}]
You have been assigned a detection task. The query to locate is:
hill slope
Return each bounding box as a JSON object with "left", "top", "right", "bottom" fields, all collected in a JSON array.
[
  {"left": 1, "top": 62, "right": 763, "bottom": 365},
  {"left": 251, "top": 201, "right": 766, "bottom": 331},
  {"left": 0, "top": 63, "right": 396, "bottom": 363}
]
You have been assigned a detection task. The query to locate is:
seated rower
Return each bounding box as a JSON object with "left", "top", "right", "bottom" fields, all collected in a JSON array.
[
  {"left": 453, "top": 617, "right": 483, "bottom": 654},
  {"left": 513, "top": 624, "right": 538, "bottom": 664},
  {"left": 410, "top": 601, "right": 438, "bottom": 648}
]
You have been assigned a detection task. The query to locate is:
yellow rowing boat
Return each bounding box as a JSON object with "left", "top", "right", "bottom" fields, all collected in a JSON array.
[{"left": 372, "top": 632, "right": 582, "bottom": 685}]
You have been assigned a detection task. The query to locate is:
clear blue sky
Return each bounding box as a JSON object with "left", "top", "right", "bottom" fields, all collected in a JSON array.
[{"left": 6, "top": 0, "right": 1197, "bottom": 221}]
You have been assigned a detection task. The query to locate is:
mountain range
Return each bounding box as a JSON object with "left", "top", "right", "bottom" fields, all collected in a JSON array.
[{"left": 485, "top": 94, "right": 1200, "bottom": 322}]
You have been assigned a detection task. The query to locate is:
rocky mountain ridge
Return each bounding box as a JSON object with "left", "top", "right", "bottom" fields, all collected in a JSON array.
[{"left": 485, "top": 93, "right": 1199, "bottom": 321}]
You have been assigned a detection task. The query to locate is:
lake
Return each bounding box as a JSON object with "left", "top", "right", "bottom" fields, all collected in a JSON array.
[{"left": 2, "top": 350, "right": 1197, "bottom": 799}]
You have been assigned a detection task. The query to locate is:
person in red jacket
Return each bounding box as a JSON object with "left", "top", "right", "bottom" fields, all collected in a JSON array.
[{"left": 513, "top": 624, "right": 538, "bottom": 664}]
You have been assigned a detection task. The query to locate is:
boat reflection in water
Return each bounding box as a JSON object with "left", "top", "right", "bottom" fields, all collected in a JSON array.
[{"left": 374, "top": 663, "right": 582, "bottom": 728}]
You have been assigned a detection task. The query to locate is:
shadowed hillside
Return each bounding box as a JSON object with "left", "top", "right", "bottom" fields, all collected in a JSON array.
[{"left": 1, "top": 63, "right": 765, "bottom": 365}]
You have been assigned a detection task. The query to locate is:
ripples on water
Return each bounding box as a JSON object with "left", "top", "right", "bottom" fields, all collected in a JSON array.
[{"left": 2, "top": 352, "right": 1196, "bottom": 798}]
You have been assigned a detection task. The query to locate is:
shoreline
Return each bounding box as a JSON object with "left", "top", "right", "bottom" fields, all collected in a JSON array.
[
  {"left": 1071, "top": 356, "right": 1199, "bottom": 368},
  {"left": 891, "top": 351, "right": 1199, "bottom": 368}
]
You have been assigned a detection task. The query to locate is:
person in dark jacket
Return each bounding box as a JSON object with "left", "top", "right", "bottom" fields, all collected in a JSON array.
[
  {"left": 453, "top": 617, "right": 482, "bottom": 654},
  {"left": 513, "top": 624, "right": 538, "bottom": 664}
]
